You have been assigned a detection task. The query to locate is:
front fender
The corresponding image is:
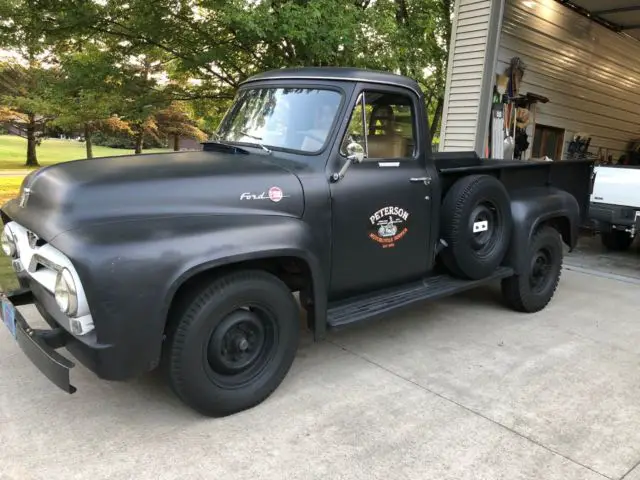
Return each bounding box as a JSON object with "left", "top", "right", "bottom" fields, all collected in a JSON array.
[
  {"left": 165, "top": 219, "right": 327, "bottom": 334},
  {"left": 504, "top": 187, "right": 580, "bottom": 275},
  {"left": 51, "top": 214, "right": 327, "bottom": 378}
]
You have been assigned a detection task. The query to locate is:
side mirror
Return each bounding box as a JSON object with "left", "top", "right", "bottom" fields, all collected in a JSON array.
[
  {"left": 331, "top": 142, "right": 366, "bottom": 183},
  {"left": 346, "top": 142, "right": 365, "bottom": 163}
]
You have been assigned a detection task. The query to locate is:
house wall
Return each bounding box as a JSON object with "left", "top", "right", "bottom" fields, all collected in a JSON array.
[
  {"left": 439, "top": 0, "right": 505, "bottom": 154},
  {"left": 496, "top": 0, "right": 640, "bottom": 161}
]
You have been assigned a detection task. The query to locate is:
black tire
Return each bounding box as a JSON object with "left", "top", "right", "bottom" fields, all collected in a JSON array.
[
  {"left": 601, "top": 229, "right": 634, "bottom": 251},
  {"left": 165, "top": 270, "right": 300, "bottom": 417},
  {"left": 440, "top": 174, "right": 513, "bottom": 279},
  {"left": 501, "top": 226, "right": 563, "bottom": 313}
]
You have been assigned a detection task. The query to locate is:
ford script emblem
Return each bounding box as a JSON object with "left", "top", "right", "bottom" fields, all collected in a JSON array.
[{"left": 19, "top": 187, "right": 31, "bottom": 208}]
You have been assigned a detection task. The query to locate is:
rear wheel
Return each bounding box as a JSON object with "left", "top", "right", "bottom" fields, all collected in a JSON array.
[
  {"left": 440, "top": 174, "right": 513, "bottom": 279},
  {"left": 501, "top": 226, "right": 563, "bottom": 313},
  {"left": 165, "top": 270, "right": 300, "bottom": 417},
  {"left": 601, "top": 229, "right": 634, "bottom": 251}
]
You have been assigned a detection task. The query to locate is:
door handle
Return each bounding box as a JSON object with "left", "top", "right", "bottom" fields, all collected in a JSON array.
[{"left": 410, "top": 176, "right": 431, "bottom": 184}]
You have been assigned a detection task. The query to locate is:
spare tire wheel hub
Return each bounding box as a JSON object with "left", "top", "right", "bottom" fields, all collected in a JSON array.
[{"left": 473, "top": 220, "right": 489, "bottom": 233}]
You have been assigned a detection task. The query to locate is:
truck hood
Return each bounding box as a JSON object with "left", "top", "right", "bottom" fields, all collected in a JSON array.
[{"left": 3, "top": 150, "right": 305, "bottom": 241}]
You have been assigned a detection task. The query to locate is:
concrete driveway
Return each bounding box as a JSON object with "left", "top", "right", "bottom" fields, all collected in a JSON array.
[
  {"left": 2, "top": 264, "right": 640, "bottom": 479},
  {"left": 566, "top": 231, "right": 640, "bottom": 281}
]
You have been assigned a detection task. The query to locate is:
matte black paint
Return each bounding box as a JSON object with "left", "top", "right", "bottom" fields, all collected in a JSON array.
[
  {"left": 328, "top": 266, "right": 515, "bottom": 329},
  {"left": 1, "top": 67, "right": 594, "bottom": 383},
  {"left": 504, "top": 187, "right": 581, "bottom": 274}
]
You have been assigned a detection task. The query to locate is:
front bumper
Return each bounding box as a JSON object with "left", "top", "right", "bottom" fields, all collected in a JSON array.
[
  {"left": 1, "top": 288, "right": 76, "bottom": 394},
  {"left": 4, "top": 271, "right": 154, "bottom": 386}
]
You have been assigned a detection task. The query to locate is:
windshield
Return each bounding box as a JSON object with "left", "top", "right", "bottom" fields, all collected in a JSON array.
[{"left": 217, "top": 87, "right": 342, "bottom": 153}]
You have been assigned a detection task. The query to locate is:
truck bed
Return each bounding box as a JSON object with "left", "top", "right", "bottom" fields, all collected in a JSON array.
[{"left": 432, "top": 151, "right": 594, "bottom": 223}]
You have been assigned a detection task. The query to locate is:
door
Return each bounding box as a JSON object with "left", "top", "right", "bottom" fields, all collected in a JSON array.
[
  {"left": 329, "top": 87, "right": 432, "bottom": 297},
  {"left": 532, "top": 124, "right": 565, "bottom": 160}
]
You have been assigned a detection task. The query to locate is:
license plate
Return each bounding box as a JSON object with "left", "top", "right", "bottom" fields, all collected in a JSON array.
[{"left": 0, "top": 297, "right": 16, "bottom": 338}]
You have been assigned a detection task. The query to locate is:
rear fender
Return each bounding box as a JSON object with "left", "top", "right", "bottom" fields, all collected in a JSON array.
[{"left": 504, "top": 187, "right": 580, "bottom": 275}]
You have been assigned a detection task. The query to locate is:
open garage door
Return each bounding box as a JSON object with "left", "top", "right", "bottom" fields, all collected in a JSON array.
[
  {"left": 560, "top": 1, "right": 640, "bottom": 42},
  {"left": 441, "top": 0, "right": 640, "bottom": 165}
]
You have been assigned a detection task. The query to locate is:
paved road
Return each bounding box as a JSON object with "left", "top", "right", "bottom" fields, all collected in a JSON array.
[{"left": 2, "top": 266, "right": 640, "bottom": 480}]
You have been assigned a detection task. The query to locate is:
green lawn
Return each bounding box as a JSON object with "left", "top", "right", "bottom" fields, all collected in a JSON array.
[
  {"left": 0, "top": 256, "right": 18, "bottom": 292},
  {"left": 0, "top": 134, "right": 171, "bottom": 170},
  {"left": 0, "top": 176, "right": 25, "bottom": 204},
  {"left": 0, "top": 134, "right": 171, "bottom": 291}
]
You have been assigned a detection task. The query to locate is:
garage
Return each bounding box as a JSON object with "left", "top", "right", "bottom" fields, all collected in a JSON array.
[{"left": 440, "top": 0, "right": 640, "bottom": 276}]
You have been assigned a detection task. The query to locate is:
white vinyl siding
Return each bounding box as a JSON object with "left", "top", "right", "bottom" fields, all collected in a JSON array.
[
  {"left": 497, "top": 0, "right": 640, "bottom": 160},
  {"left": 440, "top": 0, "right": 502, "bottom": 153}
]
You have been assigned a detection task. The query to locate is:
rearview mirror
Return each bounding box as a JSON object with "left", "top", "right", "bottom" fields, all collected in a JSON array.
[
  {"left": 346, "top": 142, "right": 365, "bottom": 163},
  {"left": 331, "top": 142, "right": 366, "bottom": 183}
]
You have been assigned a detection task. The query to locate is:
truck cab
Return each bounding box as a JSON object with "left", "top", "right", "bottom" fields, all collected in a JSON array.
[{"left": 0, "top": 67, "right": 594, "bottom": 417}]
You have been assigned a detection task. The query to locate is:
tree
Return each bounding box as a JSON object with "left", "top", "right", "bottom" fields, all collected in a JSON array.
[
  {"left": 52, "top": 46, "right": 132, "bottom": 159},
  {"left": 0, "top": 62, "right": 58, "bottom": 166},
  {"left": 10, "top": 0, "right": 454, "bottom": 141},
  {"left": 154, "top": 102, "right": 208, "bottom": 151},
  {"left": 38, "top": 0, "right": 452, "bottom": 100},
  {"left": 80, "top": 47, "right": 177, "bottom": 154},
  {"left": 0, "top": 0, "right": 63, "bottom": 166}
]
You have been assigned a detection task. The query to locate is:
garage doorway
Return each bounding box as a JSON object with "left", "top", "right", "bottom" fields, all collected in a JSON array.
[{"left": 532, "top": 124, "right": 565, "bottom": 160}]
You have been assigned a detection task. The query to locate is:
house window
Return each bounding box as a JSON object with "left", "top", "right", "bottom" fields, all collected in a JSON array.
[{"left": 532, "top": 124, "right": 565, "bottom": 160}]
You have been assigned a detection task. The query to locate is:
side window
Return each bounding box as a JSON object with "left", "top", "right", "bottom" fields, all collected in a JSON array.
[{"left": 340, "top": 90, "right": 416, "bottom": 160}]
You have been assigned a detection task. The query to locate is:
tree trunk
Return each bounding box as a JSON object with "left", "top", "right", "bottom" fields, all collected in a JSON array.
[
  {"left": 25, "top": 115, "right": 39, "bottom": 168},
  {"left": 431, "top": 96, "right": 444, "bottom": 139},
  {"left": 173, "top": 134, "right": 180, "bottom": 151},
  {"left": 84, "top": 123, "right": 93, "bottom": 159},
  {"left": 134, "top": 130, "right": 144, "bottom": 154}
]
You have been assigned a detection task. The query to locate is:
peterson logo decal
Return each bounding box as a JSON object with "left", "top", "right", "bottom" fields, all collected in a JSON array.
[{"left": 368, "top": 206, "right": 409, "bottom": 249}]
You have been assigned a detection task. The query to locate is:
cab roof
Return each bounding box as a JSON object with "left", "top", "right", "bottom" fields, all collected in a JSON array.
[{"left": 242, "top": 67, "right": 422, "bottom": 95}]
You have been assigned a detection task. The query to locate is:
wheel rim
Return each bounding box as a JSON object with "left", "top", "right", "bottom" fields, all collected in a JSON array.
[
  {"left": 529, "top": 247, "right": 553, "bottom": 293},
  {"left": 206, "top": 306, "right": 278, "bottom": 387},
  {"left": 469, "top": 201, "right": 500, "bottom": 257}
]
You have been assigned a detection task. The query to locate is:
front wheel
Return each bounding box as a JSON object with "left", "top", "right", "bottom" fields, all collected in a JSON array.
[
  {"left": 165, "top": 270, "right": 300, "bottom": 417},
  {"left": 501, "top": 226, "right": 563, "bottom": 313}
]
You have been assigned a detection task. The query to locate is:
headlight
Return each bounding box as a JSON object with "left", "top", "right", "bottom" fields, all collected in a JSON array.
[
  {"left": 1, "top": 226, "right": 17, "bottom": 258},
  {"left": 55, "top": 268, "right": 78, "bottom": 317}
]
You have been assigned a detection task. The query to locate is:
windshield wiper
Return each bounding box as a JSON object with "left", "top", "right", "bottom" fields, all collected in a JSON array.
[
  {"left": 202, "top": 132, "right": 250, "bottom": 154},
  {"left": 240, "top": 131, "right": 272, "bottom": 154}
]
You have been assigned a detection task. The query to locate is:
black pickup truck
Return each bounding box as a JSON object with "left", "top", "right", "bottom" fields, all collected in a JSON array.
[{"left": 0, "top": 67, "right": 593, "bottom": 417}]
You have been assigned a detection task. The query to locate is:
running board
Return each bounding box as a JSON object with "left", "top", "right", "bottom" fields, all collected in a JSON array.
[{"left": 327, "top": 266, "right": 514, "bottom": 330}]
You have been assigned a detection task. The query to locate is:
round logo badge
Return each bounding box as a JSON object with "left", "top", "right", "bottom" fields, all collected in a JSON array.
[{"left": 268, "top": 186, "right": 284, "bottom": 202}]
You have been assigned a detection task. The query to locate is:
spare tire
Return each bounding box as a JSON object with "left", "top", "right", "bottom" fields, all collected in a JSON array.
[{"left": 440, "top": 174, "right": 513, "bottom": 279}]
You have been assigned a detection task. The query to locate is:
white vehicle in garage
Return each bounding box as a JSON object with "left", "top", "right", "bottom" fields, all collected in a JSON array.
[{"left": 590, "top": 166, "right": 640, "bottom": 251}]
